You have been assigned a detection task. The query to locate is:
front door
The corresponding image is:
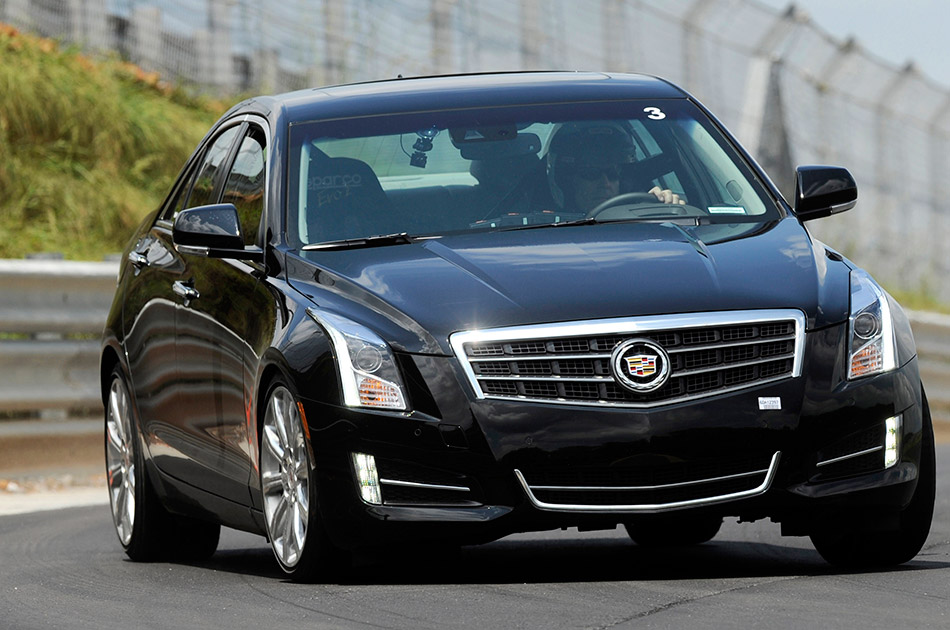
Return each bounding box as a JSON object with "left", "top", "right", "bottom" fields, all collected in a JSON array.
[{"left": 173, "top": 123, "right": 270, "bottom": 505}]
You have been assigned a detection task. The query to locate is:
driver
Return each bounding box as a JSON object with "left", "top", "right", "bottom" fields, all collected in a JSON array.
[{"left": 546, "top": 121, "right": 685, "bottom": 213}]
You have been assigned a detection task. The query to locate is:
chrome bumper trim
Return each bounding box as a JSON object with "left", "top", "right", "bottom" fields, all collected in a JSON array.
[
  {"left": 515, "top": 451, "right": 781, "bottom": 513},
  {"left": 380, "top": 478, "right": 471, "bottom": 493},
  {"left": 816, "top": 445, "right": 883, "bottom": 468}
]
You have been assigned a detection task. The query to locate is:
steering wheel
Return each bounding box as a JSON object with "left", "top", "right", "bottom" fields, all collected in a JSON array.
[{"left": 586, "top": 192, "right": 679, "bottom": 219}]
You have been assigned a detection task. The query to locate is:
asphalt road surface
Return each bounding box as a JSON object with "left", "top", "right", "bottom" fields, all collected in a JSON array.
[{"left": 2, "top": 447, "right": 948, "bottom": 630}]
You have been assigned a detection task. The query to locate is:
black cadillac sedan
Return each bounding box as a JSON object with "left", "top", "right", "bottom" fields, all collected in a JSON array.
[{"left": 102, "top": 72, "right": 935, "bottom": 580}]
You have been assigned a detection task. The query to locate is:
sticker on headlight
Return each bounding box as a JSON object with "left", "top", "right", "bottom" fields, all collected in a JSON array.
[{"left": 758, "top": 397, "right": 781, "bottom": 410}]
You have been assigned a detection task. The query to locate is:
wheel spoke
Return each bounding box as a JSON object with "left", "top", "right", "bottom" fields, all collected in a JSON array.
[
  {"left": 272, "top": 395, "right": 290, "bottom": 451},
  {"left": 106, "top": 420, "right": 123, "bottom": 453},
  {"left": 273, "top": 495, "right": 289, "bottom": 530},
  {"left": 283, "top": 503, "right": 298, "bottom": 556},
  {"left": 296, "top": 480, "right": 309, "bottom": 513},
  {"left": 263, "top": 425, "right": 285, "bottom": 461},
  {"left": 292, "top": 502, "right": 306, "bottom": 551},
  {"left": 110, "top": 480, "right": 122, "bottom": 508},
  {"left": 108, "top": 462, "right": 123, "bottom": 487},
  {"left": 261, "top": 469, "right": 282, "bottom": 495},
  {"left": 109, "top": 390, "right": 125, "bottom": 441},
  {"left": 124, "top": 487, "right": 135, "bottom": 530},
  {"left": 114, "top": 483, "right": 127, "bottom": 525},
  {"left": 294, "top": 455, "right": 308, "bottom": 478}
]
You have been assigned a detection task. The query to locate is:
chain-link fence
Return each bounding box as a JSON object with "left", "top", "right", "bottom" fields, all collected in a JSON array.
[{"left": 4, "top": 0, "right": 949, "bottom": 299}]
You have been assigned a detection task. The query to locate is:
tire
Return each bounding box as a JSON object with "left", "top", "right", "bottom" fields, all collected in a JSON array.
[
  {"left": 624, "top": 515, "right": 723, "bottom": 547},
  {"left": 105, "top": 367, "right": 220, "bottom": 562},
  {"left": 260, "top": 382, "right": 345, "bottom": 581},
  {"left": 810, "top": 387, "right": 936, "bottom": 569}
]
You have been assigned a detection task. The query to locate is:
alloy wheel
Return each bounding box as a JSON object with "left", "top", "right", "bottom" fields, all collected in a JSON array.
[
  {"left": 105, "top": 376, "right": 136, "bottom": 546},
  {"left": 261, "top": 385, "right": 311, "bottom": 569}
]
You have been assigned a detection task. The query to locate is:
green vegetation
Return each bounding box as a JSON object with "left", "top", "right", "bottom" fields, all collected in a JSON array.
[
  {"left": 0, "top": 24, "right": 227, "bottom": 260},
  {"left": 1, "top": 24, "right": 949, "bottom": 313},
  {"left": 886, "top": 286, "right": 950, "bottom": 315}
]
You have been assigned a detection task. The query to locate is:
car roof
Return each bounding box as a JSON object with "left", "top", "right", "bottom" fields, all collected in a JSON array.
[{"left": 237, "top": 72, "right": 688, "bottom": 123}]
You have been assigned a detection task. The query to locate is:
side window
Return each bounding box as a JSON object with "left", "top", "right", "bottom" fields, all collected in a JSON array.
[
  {"left": 159, "top": 161, "right": 199, "bottom": 221},
  {"left": 185, "top": 125, "right": 242, "bottom": 211},
  {"left": 221, "top": 126, "right": 266, "bottom": 246}
]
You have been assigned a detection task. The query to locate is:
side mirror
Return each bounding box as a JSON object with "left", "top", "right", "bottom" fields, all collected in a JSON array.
[
  {"left": 793, "top": 166, "right": 857, "bottom": 221},
  {"left": 173, "top": 204, "right": 263, "bottom": 262}
]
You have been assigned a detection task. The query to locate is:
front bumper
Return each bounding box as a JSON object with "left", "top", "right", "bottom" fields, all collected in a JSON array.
[{"left": 298, "top": 325, "right": 924, "bottom": 550}]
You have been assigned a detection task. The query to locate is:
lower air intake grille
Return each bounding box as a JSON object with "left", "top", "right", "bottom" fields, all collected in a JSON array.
[
  {"left": 813, "top": 424, "right": 887, "bottom": 481},
  {"left": 374, "top": 458, "right": 481, "bottom": 507}
]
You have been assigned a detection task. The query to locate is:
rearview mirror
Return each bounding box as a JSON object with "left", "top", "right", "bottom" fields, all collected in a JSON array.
[{"left": 793, "top": 166, "right": 857, "bottom": 221}]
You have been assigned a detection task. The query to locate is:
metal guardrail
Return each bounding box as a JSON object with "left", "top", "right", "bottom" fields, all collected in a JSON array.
[
  {"left": 1, "top": 260, "right": 949, "bottom": 423},
  {"left": 0, "top": 259, "right": 118, "bottom": 412},
  {"left": 905, "top": 310, "right": 950, "bottom": 423}
]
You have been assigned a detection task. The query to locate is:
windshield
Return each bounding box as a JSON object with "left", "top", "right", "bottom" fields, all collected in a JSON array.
[{"left": 287, "top": 100, "right": 781, "bottom": 247}]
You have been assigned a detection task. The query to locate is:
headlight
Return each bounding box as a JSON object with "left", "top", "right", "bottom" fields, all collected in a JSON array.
[
  {"left": 307, "top": 308, "right": 408, "bottom": 410},
  {"left": 847, "top": 269, "right": 897, "bottom": 380}
]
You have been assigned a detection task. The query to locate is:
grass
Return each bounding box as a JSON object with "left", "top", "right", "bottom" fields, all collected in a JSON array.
[
  {"left": 886, "top": 287, "right": 950, "bottom": 315},
  {"left": 1, "top": 23, "right": 949, "bottom": 313},
  {"left": 0, "top": 24, "right": 226, "bottom": 260}
]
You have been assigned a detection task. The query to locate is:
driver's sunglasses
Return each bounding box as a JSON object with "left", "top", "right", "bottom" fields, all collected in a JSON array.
[{"left": 575, "top": 165, "right": 622, "bottom": 182}]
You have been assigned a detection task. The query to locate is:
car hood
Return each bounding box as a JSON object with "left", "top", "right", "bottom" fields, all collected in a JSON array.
[{"left": 288, "top": 217, "right": 850, "bottom": 354}]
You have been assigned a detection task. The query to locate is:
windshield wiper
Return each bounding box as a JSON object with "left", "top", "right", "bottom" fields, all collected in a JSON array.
[
  {"left": 500, "top": 217, "right": 600, "bottom": 232},
  {"left": 615, "top": 215, "right": 714, "bottom": 226},
  {"left": 501, "top": 214, "right": 714, "bottom": 233},
  {"left": 302, "top": 232, "right": 416, "bottom": 251}
]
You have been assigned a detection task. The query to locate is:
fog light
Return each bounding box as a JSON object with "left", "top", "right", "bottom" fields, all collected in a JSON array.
[
  {"left": 884, "top": 415, "right": 901, "bottom": 468},
  {"left": 352, "top": 453, "right": 382, "bottom": 504}
]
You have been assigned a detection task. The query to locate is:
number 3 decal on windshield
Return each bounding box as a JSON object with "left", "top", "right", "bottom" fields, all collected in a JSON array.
[{"left": 643, "top": 107, "right": 666, "bottom": 120}]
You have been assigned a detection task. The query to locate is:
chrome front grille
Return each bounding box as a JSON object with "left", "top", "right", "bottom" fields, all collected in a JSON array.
[
  {"left": 515, "top": 452, "right": 781, "bottom": 512},
  {"left": 450, "top": 310, "right": 805, "bottom": 408}
]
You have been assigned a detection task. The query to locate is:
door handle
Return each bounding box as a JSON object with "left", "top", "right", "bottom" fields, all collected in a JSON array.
[
  {"left": 172, "top": 280, "right": 200, "bottom": 303},
  {"left": 128, "top": 251, "right": 148, "bottom": 272}
]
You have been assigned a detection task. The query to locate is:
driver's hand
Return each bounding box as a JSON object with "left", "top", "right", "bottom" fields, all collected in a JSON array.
[{"left": 648, "top": 186, "right": 686, "bottom": 205}]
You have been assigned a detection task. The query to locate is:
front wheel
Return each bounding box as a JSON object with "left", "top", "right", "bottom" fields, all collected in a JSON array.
[
  {"left": 810, "top": 387, "right": 936, "bottom": 568},
  {"left": 105, "top": 367, "right": 219, "bottom": 561},
  {"left": 260, "top": 382, "right": 344, "bottom": 581}
]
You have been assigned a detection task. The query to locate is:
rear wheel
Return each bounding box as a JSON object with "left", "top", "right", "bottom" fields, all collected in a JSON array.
[
  {"left": 810, "top": 388, "right": 936, "bottom": 568},
  {"left": 105, "top": 367, "right": 219, "bottom": 561},
  {"left": 624, "top": 515, "right": 723, "bottom": 547},
  {"left": 260, "top": 382, "right": 344, "bottom": 581}
]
